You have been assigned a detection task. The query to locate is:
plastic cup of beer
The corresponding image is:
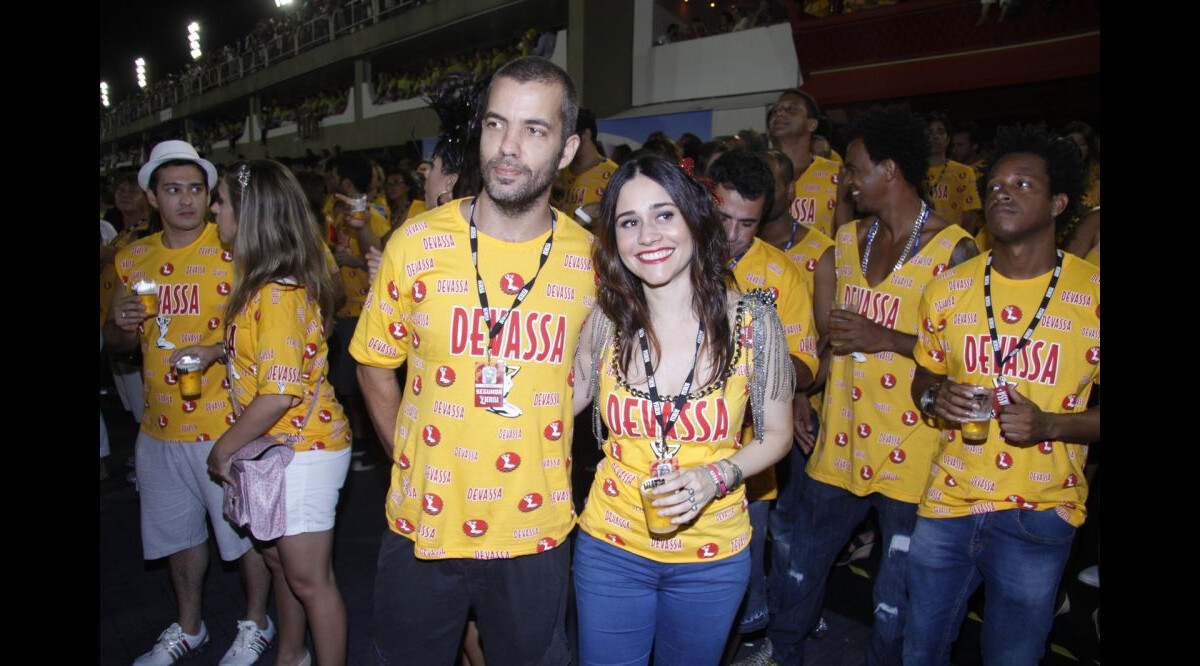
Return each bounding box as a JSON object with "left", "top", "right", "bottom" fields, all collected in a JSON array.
[
  {"left": 961, "top": 386, "right": 993, "bottom": 443},
  {"left": 132, "top": 279, "right": 159, "bottom": 316},
  {"left": 640, "top": 477, "right": 677, "bottom": 535},
  {"left": 176, "top": 355, "right": 204, "bottom": 400},
  {"left": 349, "top": 194, "right": 368, "bottom": 223}
]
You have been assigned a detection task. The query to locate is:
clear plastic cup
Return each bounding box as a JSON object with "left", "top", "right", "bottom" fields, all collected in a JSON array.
[
  {"left": 133, "top": 280, "right": 159, "bottom": 316},
  {"left": 176, "top": 355, "right": 204, "bottom": 400},
  {"left": 640, "top": 477, "right": 677, "bottom": 535},
  {"left": 349, "top": 194, "right": 368, "bottom": 223},
  {"left": 961, "top": 385, "right": 993, "bottom": 443}
]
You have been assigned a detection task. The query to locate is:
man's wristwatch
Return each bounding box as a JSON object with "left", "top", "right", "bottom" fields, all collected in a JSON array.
[{"left": 918, "top": 381, "right": 942, "bottom": 416}]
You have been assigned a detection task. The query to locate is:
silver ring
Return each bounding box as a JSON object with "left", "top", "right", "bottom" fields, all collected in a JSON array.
[
  {"left": 687, "top": 487, "right": 695, "bottom": 498},
  {"left": 120, "top": 311, "right": 126, "bottom": 319}
]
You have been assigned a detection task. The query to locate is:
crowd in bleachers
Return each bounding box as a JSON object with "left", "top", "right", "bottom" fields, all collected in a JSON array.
[
  {"left": 372, "top": 28, "right": 556, "bottom": 104},
  {"left": 102, "top": 0, "right": 431, "bottom": 130}
]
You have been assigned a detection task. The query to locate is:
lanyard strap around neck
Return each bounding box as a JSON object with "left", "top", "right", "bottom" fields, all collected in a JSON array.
[
  {"left": 983, "top": 249, "right": 1063, "bottom": 382},
  {"left": 468, "top": 198, "right": 556, "bottom": 357},
  {"left": 638, "top": 323, "right": 704, "bottom": 459},
  {"left": 782, "top": 218, "right": 800, "bottom": 251}
]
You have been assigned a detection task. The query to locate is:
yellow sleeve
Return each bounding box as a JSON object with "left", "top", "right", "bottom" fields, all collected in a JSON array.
[
  {"left": 253, "top": 286, "right": 308, "bottom": 399},
  {"left": 775, "top": 264, "right": 820, "bottom": 379},
  {"left": 368, "top": 204, "right": 392, "bottom": 239},
  {"left": 350, "top": 236, "right": 410, "bottom": 369},
  {"left": 913, "top": 286, "right": 949, "bottom": 376}
]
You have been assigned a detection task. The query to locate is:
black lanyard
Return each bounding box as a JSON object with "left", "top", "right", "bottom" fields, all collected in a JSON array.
[
  {"left": 638, "top": 323, "right": 704, "bottom": 459},
  {"left": 467, "top": 198, "right": 555, "bottom": 358},
  {"left": 983, "top": 249, "right": 1063, "bottom": 383}
]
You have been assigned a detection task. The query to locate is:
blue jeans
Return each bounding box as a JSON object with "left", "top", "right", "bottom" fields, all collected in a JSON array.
[
  {"left": 903, "top": 510, "right": 1076, "bottom": 666},
  {"left": 574, "top": 531, "right": 750, "bottom": 666},
  {"left": 766, "top": 474, "right": 916, "bottom": 666},
  {"left": 767, "top": 410, "right": 819, "bottom": 606},
  {"left": 736, "top": 499, "right": 770, "bottom": 633}
]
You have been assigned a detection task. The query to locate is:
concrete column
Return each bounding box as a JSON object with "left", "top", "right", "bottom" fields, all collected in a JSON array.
[
  {"left": 354, "top": 58, "right": 368, "bottom": 122},
  {"left": 570, "top": 0, "right": 634, "bottom": 118},
  {"left": 249, "top": 96, "right": 262, "bottom": 156}
]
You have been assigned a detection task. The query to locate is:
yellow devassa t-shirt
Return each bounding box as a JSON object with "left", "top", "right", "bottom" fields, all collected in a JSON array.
[
  {"left": 913, "top": 252, "right": 1099, "bottom": 526},
  {"left": 731, "top": 239, "right": 819, "bottom": 500},
  {"left": 791, "top": 155, "right": 842, "bottom": 239},
  {"left": 225, "top": 281, "right": 351, "bottom": 452},
  {"left": 806, "top": 222, "right": 971, "bottom": 503},
  {"left": 113, "top": 223, "right": 236, "bottom": 443},
  {"left": 350, "top": 199, "right": 597, "bottom": 560}
]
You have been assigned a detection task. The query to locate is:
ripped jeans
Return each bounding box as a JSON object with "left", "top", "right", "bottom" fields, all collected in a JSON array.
[{"left": 766, "top": 473, "right": 917, "bottom": 666}]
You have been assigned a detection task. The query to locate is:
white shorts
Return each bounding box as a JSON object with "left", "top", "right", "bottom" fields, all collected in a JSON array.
[
  {"left": 283, "top": 447, "right": 352, "bottom": 537},
  {"left": 136, "top": 431, "right": 253, "bottom": 561}
]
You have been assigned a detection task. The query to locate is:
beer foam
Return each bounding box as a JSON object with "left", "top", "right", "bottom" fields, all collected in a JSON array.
[
  {"left": 176, "top": 355, "right": 202, "bottom": 370},
  {"left": 133, "top": 279, "right": 158, "bottom": 294}
]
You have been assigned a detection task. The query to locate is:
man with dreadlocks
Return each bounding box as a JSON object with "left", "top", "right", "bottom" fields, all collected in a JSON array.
[
  {"left": 905, "top": 125, "right": 1100, "bottom": 664},
  {"left": 351, "top": 57, "right": 595, "bottom": 665}
]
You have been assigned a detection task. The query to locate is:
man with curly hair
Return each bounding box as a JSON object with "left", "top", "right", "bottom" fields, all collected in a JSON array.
[
  {"left": 905, "top": 125, "right": 1100, "bottom": 664},
  {"left": 767, "top": 105, "right": 977, "bottom": 666}
]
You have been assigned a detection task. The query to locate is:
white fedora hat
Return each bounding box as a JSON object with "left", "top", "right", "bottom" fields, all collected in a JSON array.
[{"left": 137, "top": 140, "right": 217, "bottom": 190}]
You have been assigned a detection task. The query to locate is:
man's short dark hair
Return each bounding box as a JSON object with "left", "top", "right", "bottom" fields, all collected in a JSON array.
[
  {"left": 696, "top": 138, "right": 738, "bottom": 177},
  {"left": 983, "top": 124, "right": 1085, "bottom": 229},
  {"left": 778, "top": 88, "right": 820, "bottom": 119},
  {"left": 330, "top": 152, "right": 372, "bottom": 193},
  {"left": 844, "top": 105, "right": 930, "bottom": 194},
  {"left": 707, "top": 148, "right": 774, "bottom": 222},
  {"left": 149, "top": 159, "right": 207, "bottom": 191},
  {"left": 575, "top": 107, "right": 598, "bottom": 145},
  {"left": 927, "top": 111, "right": 950, "bottom": 129},
  {"left": 486, "top": 56, "right": 579, "bottom": 144}
]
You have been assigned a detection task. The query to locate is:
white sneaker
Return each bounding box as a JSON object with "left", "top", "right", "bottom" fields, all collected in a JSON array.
[
  {"left": 219, "top": 617, "right": 276, "bottom": 665},
  {"left": 133, "top": 622, "right": 209, "bottom": 665}
]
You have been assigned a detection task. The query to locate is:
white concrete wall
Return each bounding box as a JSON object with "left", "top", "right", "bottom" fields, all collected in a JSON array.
[
  {"left": 632, "top": 0, "right": 799, "bottom": 107},
  {"left": 712, "top": 106, "right": 770, "bottom": 138}
]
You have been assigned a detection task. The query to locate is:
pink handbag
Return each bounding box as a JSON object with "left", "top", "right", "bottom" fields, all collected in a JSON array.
[
  {"left": 223, "top": 436, "right": 295, "bottom": 541},
  {"left": 221, "top": 370, "right": 324, "bottom": 542}
]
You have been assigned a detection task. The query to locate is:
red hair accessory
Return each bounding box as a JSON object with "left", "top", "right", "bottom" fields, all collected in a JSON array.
[{"left": 677, "top": 158, "right": 723, "bottom": 207}]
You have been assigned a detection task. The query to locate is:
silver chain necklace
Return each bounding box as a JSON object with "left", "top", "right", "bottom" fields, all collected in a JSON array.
[{"left": 861, "top": 200, "right": 930, "bottom": 277}]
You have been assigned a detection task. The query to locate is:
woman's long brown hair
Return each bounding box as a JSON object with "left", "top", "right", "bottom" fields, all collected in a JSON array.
[
  {"left": 593, "top": 153, "right": 733, "bottom": 387},
  {"left": 222, "top": 160, "right": 334, "bottom": 324}
]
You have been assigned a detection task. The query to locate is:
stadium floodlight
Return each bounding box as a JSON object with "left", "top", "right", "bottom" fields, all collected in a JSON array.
[
  {"left": 135, "top": 57, "right": 147, "bottom": 89},
  {"left": 100, "top": 81, "right": 110, "bottom": 107},
  {"left": 275, "top": 0, "right": 294, "bottom": 7},
  {"left": 188, "top": 22, "right": 202, "bottom": 60}
]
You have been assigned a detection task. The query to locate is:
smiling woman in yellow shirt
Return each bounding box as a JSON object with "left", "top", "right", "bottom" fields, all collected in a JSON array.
[{"left": 572, "top": 154, "right": 795, "bottom": 666}]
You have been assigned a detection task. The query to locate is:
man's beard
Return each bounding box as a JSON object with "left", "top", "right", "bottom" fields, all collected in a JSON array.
[{"left": 483, "top": 153, "right": 560, "bottom": 217}]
